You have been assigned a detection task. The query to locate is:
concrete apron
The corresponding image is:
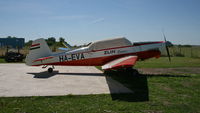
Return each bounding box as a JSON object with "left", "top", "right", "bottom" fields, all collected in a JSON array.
[{"left": 0, "top": 64, "right": 133, "bottom": 97}]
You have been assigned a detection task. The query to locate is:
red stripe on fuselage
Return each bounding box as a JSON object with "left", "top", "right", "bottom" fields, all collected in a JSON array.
[
  {"left": 31, "top": 43, "right": 40, "bottom": 47},
  {"left": 133, "top": 41, "right": 164, "bottom": 46}
]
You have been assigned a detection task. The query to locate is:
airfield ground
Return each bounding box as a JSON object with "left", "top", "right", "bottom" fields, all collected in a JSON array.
[
  {"left": 0, "top": 57, "right": 200, "bottom": 113},
  {"left": 0, "top": 64, "right": 132, "bottom": 97}
]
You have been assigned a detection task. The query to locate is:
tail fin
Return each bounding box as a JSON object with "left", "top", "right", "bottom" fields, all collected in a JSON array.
[{"left": 25, "top": 38, "right": 52, "bottom": 66}]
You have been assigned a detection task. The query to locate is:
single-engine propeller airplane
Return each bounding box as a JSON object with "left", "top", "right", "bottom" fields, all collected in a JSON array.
[{"left": 25, "top": 37, "right": 171, "bottom": 73}]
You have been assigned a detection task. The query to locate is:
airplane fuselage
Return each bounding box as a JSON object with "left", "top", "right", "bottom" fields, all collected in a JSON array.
[{"left": 31, "top": 41, "right": 165, "bottom": 66}]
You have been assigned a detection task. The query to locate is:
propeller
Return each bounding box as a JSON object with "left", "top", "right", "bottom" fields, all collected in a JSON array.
[{"left": 162, "top": 32, "right": 171, "bottom": 62}]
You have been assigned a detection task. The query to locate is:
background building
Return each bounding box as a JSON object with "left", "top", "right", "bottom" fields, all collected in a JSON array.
[{"left": 0, "top": 37, "right": 25, "bottom": 48}]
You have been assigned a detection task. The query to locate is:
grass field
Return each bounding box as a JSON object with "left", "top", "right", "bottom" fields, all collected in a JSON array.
[
  {"left": 0, "top": 58, "right": 24, "bottom": 63},
  {"left": 0, "top": 58, "right": 6, "bottom": 63}
]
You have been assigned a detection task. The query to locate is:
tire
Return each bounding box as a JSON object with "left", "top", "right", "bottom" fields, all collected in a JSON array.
[{"left": 48, "top": 68, "right": 53, "bottom": 73}]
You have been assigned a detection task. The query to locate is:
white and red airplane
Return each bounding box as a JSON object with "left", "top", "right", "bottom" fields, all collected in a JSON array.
[{"left": 25, "top": 37, "right": 170, "bottom": 73}]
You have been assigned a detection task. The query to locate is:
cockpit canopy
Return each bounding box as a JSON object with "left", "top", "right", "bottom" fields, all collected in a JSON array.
[{"left": 88, "top": 37, "right": 132, "bottom": 51}]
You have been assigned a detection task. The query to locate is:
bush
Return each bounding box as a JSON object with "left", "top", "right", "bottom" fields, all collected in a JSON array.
[{"left": 174, "top": 52, "right": 185, "bottom": 57}]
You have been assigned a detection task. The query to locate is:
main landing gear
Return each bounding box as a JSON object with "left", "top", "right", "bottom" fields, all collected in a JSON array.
[
  {"left": 48, "top": 67, "right": 53, "bottom": 73},
  {"left": 42, "top": 65, "right": 54, "bottom": 73}
]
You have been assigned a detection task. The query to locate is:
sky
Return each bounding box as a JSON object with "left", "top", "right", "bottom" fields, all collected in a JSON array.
[{"left": 0, "top": 0, "right": 199, "bottom": 45}]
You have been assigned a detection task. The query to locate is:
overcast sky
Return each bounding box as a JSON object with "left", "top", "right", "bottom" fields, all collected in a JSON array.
[{"left": 0, "top": 0, "right": 199, "bottom": 45}]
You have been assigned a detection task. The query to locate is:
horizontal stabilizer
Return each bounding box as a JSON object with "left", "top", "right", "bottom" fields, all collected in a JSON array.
[
  {"left": 102, "top": 56, "right": 138, "bottom": 70},
  {"left": 58, "top": 47, "right": 70, "bottom": 51},
  {"left": 63, "top": 42, "right": 72, "bottom": 49}
]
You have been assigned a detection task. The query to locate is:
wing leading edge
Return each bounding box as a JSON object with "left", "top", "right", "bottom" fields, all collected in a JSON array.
[{"left": 102, "top": 56, "right": 138, "bottom": 70}]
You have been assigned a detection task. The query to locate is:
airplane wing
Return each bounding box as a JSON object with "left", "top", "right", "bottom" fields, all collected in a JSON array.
[
  {"left": 102, "top": 56, "right": 138, "bottom": 70},
  {"left": 33, "top": 56, "right": 54, "bottom": 63}
]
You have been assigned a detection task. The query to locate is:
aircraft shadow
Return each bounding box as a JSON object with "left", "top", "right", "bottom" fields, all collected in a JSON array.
[
  {"left": 104, "top": 71, "right": 190, "bottom": 102},
  {"left": 105, "top": 72, "right": 149, "bottom": 102},
  {"left": 27, "top": 71, "right": 59, "bottom": 78},
  {"left": 27, "top": 71, "right": 104, "bottom": 78}
]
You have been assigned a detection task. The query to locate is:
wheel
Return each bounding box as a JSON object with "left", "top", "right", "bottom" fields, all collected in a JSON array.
[{"left": 48, "top": 68, "right": 53, "bottom": 73}]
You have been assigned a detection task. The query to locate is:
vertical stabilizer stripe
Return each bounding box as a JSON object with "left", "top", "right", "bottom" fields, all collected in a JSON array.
[{"left": 31, "top": 43, "right": 40, "bottom": 47}]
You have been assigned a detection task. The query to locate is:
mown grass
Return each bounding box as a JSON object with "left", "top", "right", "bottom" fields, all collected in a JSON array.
[
  {"left": 135, "top": 57, "right": 200, "bottom": 68},
  {"left": 0, "top": 58, "right": 24, "bottom": 63},
  {"left": 0, "top": 58, "right": 6, "bottom": 63},
  {"left": 0, "top": 73, "right": 200, "bottom": 113}
]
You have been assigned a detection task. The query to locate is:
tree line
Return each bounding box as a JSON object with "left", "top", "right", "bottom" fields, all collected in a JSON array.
[{"left": 25, "top": 37, "right": 67, "bottom": 47}]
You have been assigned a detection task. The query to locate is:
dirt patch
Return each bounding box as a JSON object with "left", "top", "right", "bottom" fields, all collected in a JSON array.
[
  {"left": 138, "top": 67, "right": 200, "bottom": 75},
  {"left": 162, "top": 86, "right": 174, "bottom": 92},
  {"left": 163, "top": 100, "right": 172, "bottom": 106}
]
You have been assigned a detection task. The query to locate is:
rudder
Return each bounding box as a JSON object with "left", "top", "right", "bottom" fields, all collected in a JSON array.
[{"left": 25, "top": 38, "right": 52, "bottom": 66}]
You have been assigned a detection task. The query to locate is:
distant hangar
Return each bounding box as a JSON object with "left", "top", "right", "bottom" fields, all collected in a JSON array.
[{"left": 0, "top": 37, "right": 25, "bottom": 48}]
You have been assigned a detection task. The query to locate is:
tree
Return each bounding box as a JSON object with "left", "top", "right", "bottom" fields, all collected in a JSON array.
[
  {"left": 59, "top": 37, "right": 65, "bottom": 43},
  {"left": 7, "top": 36, "right": 12, "bottom": 38},
  {"left": 46, "top": 37, "right": 56, "bottom": 46},
  {"left": 25, "top": 40, "right": 33, "bottom": 47},
  {"left": 6, "top": 36, "right": 16, "bottom": 38}
]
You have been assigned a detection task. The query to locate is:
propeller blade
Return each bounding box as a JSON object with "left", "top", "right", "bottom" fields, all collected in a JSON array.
[
  {"left": 162, "top": 32, "right": 171, "bottom": 62},
  {"left": 165, "top": 45, "right": 171, "bottom": 62}
]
